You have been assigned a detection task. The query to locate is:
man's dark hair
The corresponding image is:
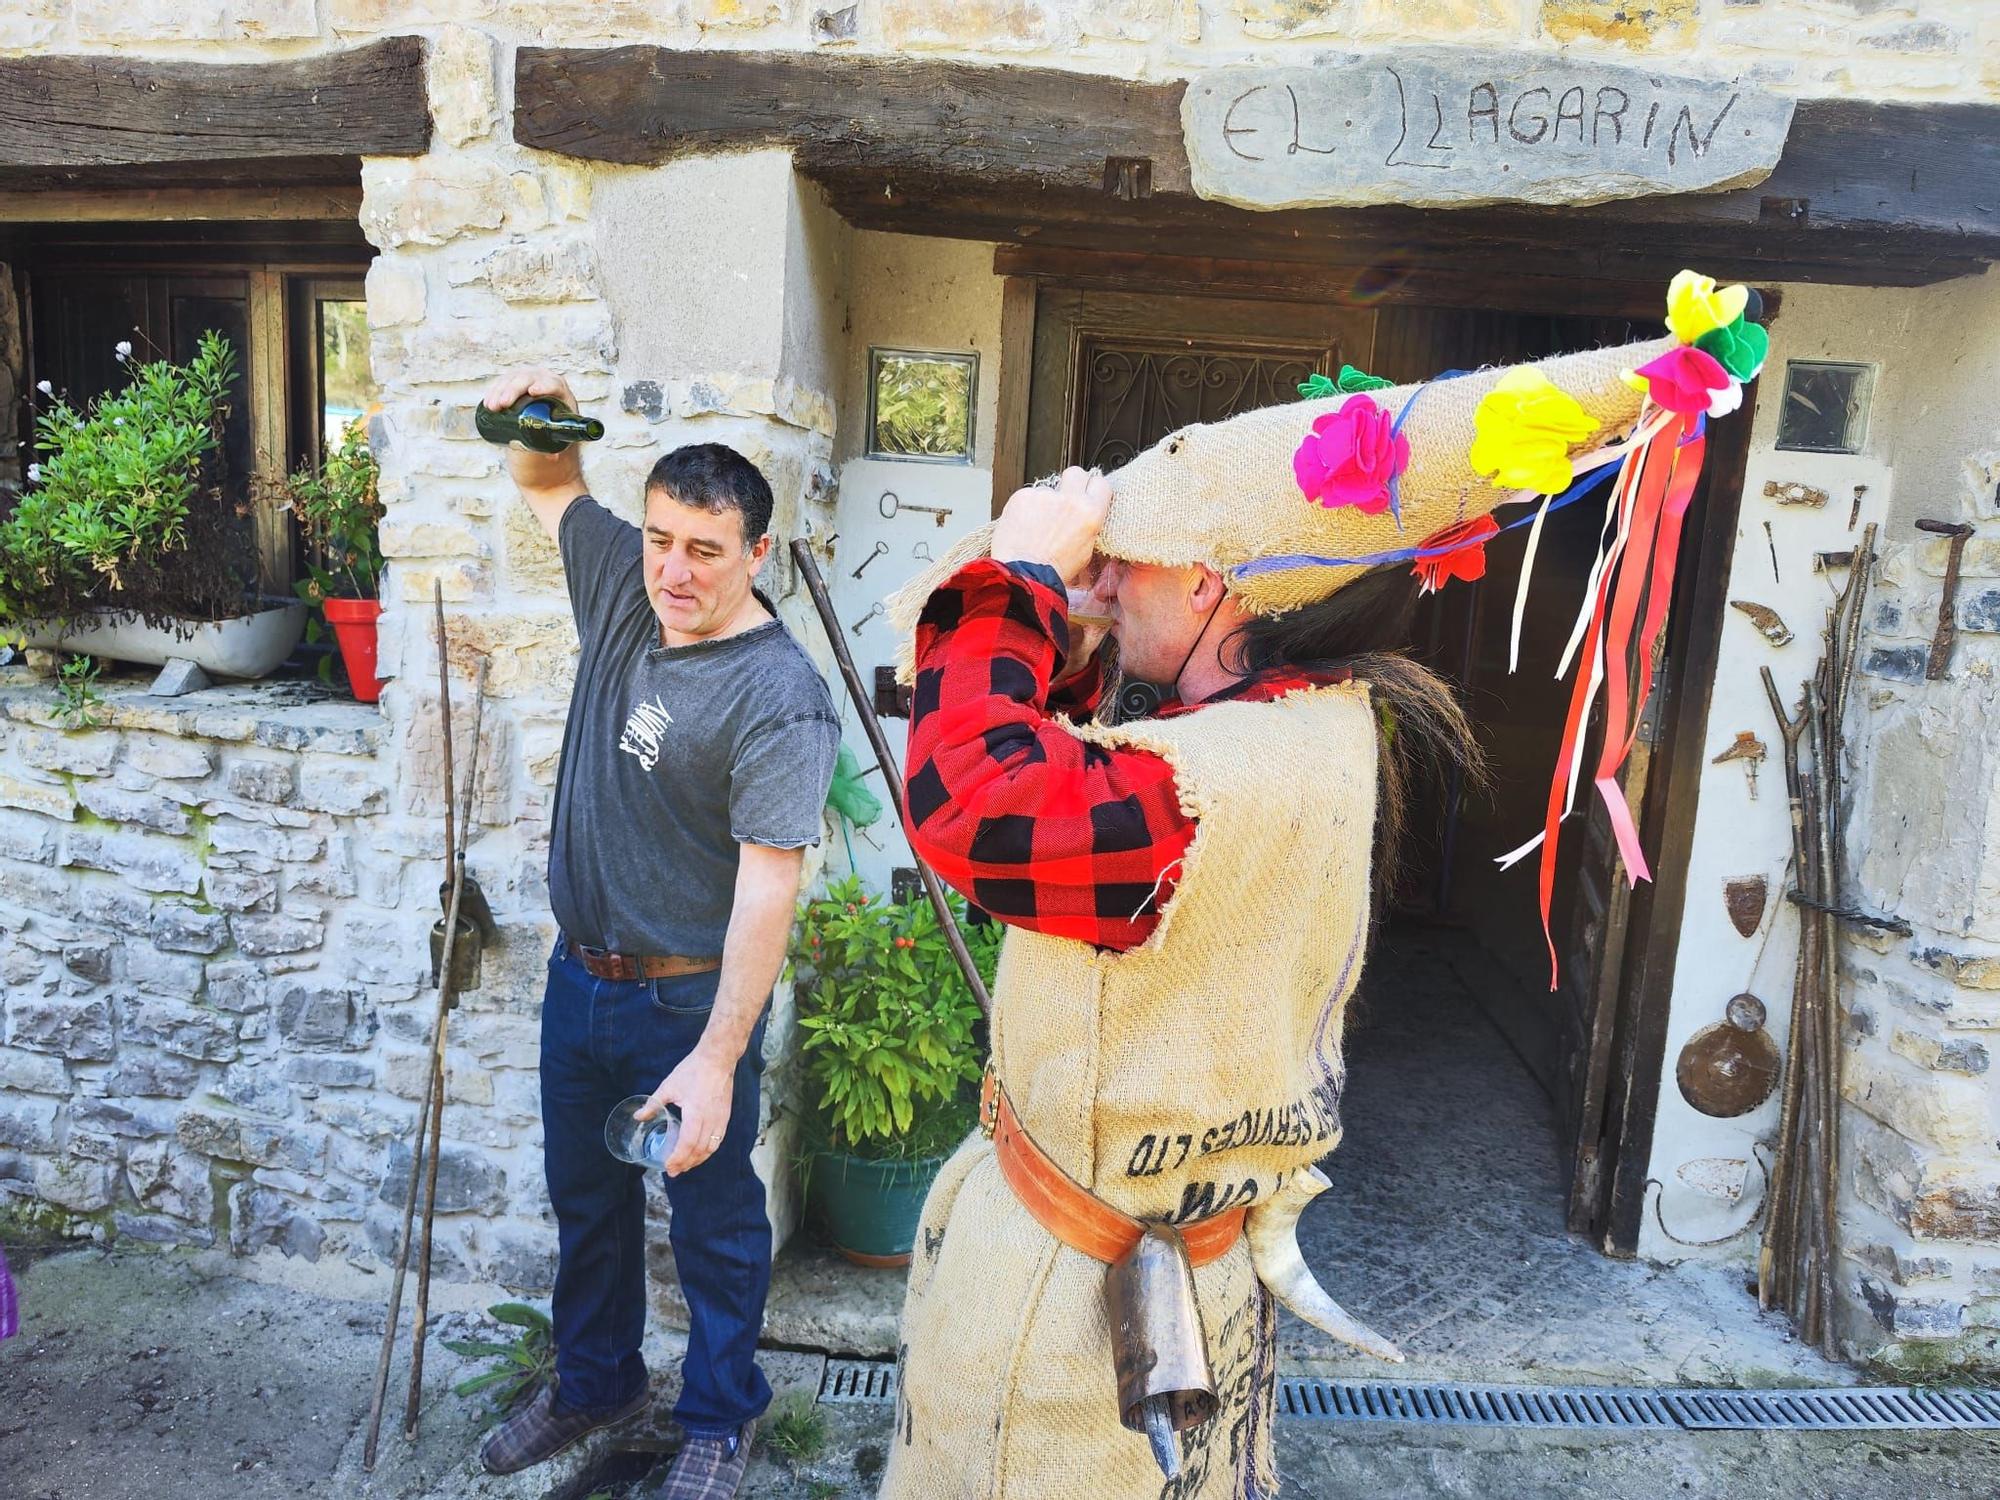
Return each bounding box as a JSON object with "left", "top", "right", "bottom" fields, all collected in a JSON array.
[{"left": 645, "top": 444, "right": 774, "bottom": 546}]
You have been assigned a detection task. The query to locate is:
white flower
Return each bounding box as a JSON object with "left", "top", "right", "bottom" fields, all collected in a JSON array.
[
  {"left": 112, "top": 416, "right": 124, "bottom": 426},
  {"left": 26, "top": 463, "right": 40, "bottom": 482},
  {"left": 35, "top": 380, "right": 51, "bottom": 396},
  {"left": 114, "top": 340, "right": 132, "bottom": 362}
]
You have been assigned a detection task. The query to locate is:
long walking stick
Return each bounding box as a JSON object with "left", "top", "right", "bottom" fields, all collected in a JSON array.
[
  {"left": 361, "top": 588, "right": 480, "bottom": 1467},
  {"left": 407, "top": 659, "right": 489, "bottom": 1434},
  {"left": 788, "top": 538, "right": 990, "bottom": 1014}
]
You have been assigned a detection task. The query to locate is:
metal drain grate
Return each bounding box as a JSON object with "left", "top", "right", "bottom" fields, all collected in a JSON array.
[
  {"left": 1663, "top": 1386, "right": 2000, "bottom": 1431},
  {"left": 1280, "top": 1378, "right": 2000, "bottom": 1433},
  {"left": 815, "top": 1365, "right": 2000, "bottom": 1434},
  {"left": 1279, "top": 1379, "right": 1674, "bottom": 1429},
  {"left": 819, "top": 1357, "right": 898, "bottom": 1404}
]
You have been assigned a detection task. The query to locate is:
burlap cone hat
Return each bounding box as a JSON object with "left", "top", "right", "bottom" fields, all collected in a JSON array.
[{"left": 891, "top": 271, "right": 1765, "bottom": 637}]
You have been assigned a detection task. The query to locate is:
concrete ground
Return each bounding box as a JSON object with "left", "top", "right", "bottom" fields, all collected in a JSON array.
[{"left": 5, "top": 1246, "right": 1999, "bottom": 1500}]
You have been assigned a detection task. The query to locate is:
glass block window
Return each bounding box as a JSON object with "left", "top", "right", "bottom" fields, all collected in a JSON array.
[
  {"left": 868, "top": 349, "right": 976, "bottom": 463},
  {"left": 1776, "top": 360, "right": 1873, "bottom": 454}
]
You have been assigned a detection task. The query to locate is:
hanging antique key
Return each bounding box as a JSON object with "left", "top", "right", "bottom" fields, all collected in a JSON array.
[
  {"left": 851, "top": 539, "right": 890, "bottom": 579},
  {"left": 880, "top": 491, "right": 952, "bottom": 527}
]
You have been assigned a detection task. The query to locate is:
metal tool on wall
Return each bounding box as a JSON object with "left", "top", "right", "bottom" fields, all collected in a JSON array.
[
  {"left": 361, "top": 587, "right": 489, "bottom": 1466},
  {"left": 789, "top": 537, "right": 990, "bottom": 1016}
]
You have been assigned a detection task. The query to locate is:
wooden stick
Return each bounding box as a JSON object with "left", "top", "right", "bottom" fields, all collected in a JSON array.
[
  {"left": 362, "top": 584, "right": 460, "bottom": 1470},
  {"left": 788, "top": 537, "right": 992, "bottom": 1015},
  {"left": 405, "top": 660, "right": 488, "bottom": 1436}
]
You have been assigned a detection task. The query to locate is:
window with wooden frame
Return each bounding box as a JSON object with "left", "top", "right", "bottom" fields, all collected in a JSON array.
[{"left": 13, "top": 223, "right": 376, "bottom": 603}]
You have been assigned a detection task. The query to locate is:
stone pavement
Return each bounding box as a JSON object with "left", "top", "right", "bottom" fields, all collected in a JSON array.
[{"left": 1288, "top": 926, "right": 1849, "bottom": 1387}]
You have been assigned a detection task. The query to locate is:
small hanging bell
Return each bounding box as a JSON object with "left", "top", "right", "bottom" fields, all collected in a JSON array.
[{"left": 1104, "top": 1223, "right": 1218, "bottom": 1479}]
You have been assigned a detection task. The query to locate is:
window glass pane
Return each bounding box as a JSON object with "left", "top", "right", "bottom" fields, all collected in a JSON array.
[
  {"left": 1775, "top": 361, "right": 1872, "bottom": 455},
  {"left": 319, "top": 299, "right": 375, "bottom": 451},
  {"left": 869, "top": 350, "right": 975, "bottom": 462}
]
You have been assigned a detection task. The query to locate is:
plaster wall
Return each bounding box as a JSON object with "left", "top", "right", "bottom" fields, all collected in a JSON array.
[{"left": 822, "top": 233, "right": 1005, "bottom": 898}]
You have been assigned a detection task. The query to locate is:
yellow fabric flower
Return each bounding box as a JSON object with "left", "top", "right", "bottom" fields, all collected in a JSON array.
[
  {"left": 1468, "top": 367, "right": 1596, "bottom": 495},
  {"left": 1665, "top": 270, "right": 1749, "bottom": 346}
]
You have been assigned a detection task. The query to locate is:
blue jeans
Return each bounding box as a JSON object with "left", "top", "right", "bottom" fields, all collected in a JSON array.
[{"left": 539, "top": 936, "right": 774, "bottom": 1437}]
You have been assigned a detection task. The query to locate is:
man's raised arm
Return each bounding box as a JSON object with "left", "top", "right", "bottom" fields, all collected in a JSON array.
[{"left": 483, "top": 366, "right": 588, "bottom": 545}]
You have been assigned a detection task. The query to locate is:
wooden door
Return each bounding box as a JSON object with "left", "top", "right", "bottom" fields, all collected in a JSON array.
[{"left": 1025, "top": 288, "right": 1376, "bottom": 481}]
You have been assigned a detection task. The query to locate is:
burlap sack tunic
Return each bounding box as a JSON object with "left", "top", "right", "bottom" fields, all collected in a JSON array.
[{"left": 881, "top": 681, "right": 1377, "bottom": 1500}]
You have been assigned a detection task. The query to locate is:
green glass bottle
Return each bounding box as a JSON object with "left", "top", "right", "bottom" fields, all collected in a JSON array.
[{"left": 474, "top": 396, "right": 605, "bottom": 454}]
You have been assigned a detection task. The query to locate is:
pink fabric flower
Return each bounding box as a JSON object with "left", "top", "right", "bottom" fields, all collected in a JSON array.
[
  {"left": 1292, "top": 394, "right": 1410, "bottom": 514},
  {"left": 1631, "top": 345, "right": 1732, "bottom": 416}
]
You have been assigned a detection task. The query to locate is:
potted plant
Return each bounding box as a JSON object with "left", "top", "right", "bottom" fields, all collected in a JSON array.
[
  {"left": 259, "top": 417, "right": 385, "bottom": 701},
  {"left": 788, "top": 875, "right": 997, "bottom": 1267},
  {"left": 0, "top": 332, "right": 305, "bottom": 678}
]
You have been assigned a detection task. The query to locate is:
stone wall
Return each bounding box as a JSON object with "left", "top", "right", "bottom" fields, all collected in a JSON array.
[
  {"left": 1835, "top": 267, "right": 2000, "bottom": 1372},
  {"left": 0, "top": 0, "right": 1996, "bottom": 101},
  {"left": 0, "top": 675, "right": 571, "bottom": 1287}
]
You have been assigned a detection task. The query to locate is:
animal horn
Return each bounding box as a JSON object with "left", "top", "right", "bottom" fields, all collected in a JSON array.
[{"left": 1245, "top": 1166, "right": 1404, "bottom": 1363}]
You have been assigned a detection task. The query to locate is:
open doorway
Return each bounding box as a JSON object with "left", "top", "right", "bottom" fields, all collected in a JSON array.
[{"left": 1019, "top": 281, "right": 1748, "bottom": 1262}]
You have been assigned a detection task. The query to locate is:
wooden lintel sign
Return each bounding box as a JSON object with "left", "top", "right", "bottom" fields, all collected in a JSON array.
[
  {"left": 1182, "top": 52, "right": 1795, "bottom": 210},
  {"left": 513, "top": 48, "right": 1999, "bottom": 248},
  {"left": 0, "top": 36, "right": 428, "bottom": 169}
]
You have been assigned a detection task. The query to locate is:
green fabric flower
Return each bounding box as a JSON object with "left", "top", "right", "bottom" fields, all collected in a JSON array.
[
  {"left": 1298, "top": 364, "right": 1394, "bottom": 401},
  {"left": 1696, "top": 316, "right": 1769, "bottom": 382}
]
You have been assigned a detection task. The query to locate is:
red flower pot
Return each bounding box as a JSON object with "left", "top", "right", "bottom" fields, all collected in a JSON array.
[{"left": 322, "top": 597, "right": 384, "bottom": 703}]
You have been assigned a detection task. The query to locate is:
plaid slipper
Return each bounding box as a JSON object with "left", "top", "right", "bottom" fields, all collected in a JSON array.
[
  {"left": 479, "top": 1382, "right": 651, "bottom": 1476},
  {"left": 646, "top": 1420, "right": 756, "bottom": 1500}
]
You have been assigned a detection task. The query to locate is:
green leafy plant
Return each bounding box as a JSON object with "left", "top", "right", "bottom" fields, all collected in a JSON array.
[
  {"left": 0, "top": 331, "right": 244, "bottom": 625},
  {"left": 808, "top": 1481, "right": 843, "bottom": 1499},
  {"left": 255, "top": 418, "right": 382, "bottom": 682},
  {"left": 441, "top": 1302, "right": 556, "bottom": 1425},
  {"left": 54, "top": 653, "right": 103, "bottom": 728},
  {"left": 761, "top": 1392, "right": 828, "bottom": 1465},
  {"left": 787, "top": 875, "right": 997, "bottom": 1159}
]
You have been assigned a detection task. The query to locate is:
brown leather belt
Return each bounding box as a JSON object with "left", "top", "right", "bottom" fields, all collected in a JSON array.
[
  {"left": 980, "top": 1066, "right": 1244, "bottom": 1268},
  {"left": 573, "top": 944, "right": 721, "bottom": 981}
]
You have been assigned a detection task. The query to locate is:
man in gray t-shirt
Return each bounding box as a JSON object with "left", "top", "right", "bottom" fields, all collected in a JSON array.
[{"left": 475, "top": 369, "right": 837, "bottom": 1498}]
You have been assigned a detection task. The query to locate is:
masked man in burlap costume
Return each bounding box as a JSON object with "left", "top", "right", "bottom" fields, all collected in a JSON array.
[{"left": 878, "top": 275, "right": 1766, "bottom": 1498}]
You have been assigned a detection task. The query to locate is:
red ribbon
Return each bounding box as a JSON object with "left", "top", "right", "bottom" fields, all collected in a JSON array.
[{"left": 1536, "top": 411, "right": 1707, "bottom": 989}]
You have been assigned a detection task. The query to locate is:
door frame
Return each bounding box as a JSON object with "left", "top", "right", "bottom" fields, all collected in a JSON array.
[{"left": 991, "top": 246, "right": 1766, "bottom": 1253}]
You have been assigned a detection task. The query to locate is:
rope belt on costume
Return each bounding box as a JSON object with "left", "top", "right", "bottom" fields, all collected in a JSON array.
[{"left": 978, "top": 1065, "right": 1245, "bottom": 1268}]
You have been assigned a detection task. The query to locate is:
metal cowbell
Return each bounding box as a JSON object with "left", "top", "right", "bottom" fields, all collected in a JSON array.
[{"left": 1105, "top": 1223, "right": 1217, "bottom": 1479}]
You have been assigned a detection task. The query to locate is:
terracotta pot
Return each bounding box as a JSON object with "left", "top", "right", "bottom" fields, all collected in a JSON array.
[{"left": 322, "top": 596, "right": 384, "bottom": 703}]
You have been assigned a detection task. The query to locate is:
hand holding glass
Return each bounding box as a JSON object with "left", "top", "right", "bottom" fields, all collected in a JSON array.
[{"left": 605, "top": 1095, "right": 682, "bottom": 1169}]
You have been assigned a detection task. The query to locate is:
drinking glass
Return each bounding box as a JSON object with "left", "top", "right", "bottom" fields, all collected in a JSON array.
[{"left": 605, "top": 1095, "right": 682, "bottom": 1168}]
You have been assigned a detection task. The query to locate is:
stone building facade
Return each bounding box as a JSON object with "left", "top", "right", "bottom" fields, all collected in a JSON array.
[{"left": 1, "top": 0, "right": 1998, "bottom": 1373}]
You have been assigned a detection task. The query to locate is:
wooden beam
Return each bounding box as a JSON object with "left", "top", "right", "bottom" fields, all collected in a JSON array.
[
  {"left": 0, "top": 186, "right": 364, "bottom": 223},
  {"left": 513, "top": 47, "right": 2000, "bottom": 280},
  {"left": 825, "top": 171, "right": 1989, "bottom": 289},
  {"left": 994, "top": 245, "right": 1679, "bottom": 320},
  {"left": 515, "top": 46, "right": 1188, "bottom": 193},
  {"left": 0, "top": 38, "right": 428, "bottom": 174},
  {"left": 990, "top": 277, "right": 1036, "bottom": 517}
]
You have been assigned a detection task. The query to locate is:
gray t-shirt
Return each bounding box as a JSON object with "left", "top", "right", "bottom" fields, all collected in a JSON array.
[{"left": 548, "top": 497, "right": 840, "bottom": 957}]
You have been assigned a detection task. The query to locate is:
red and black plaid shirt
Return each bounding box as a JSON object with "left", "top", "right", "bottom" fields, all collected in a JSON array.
[{"left": 904, "top": 559, "right": 1345, "bottom": 952}]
